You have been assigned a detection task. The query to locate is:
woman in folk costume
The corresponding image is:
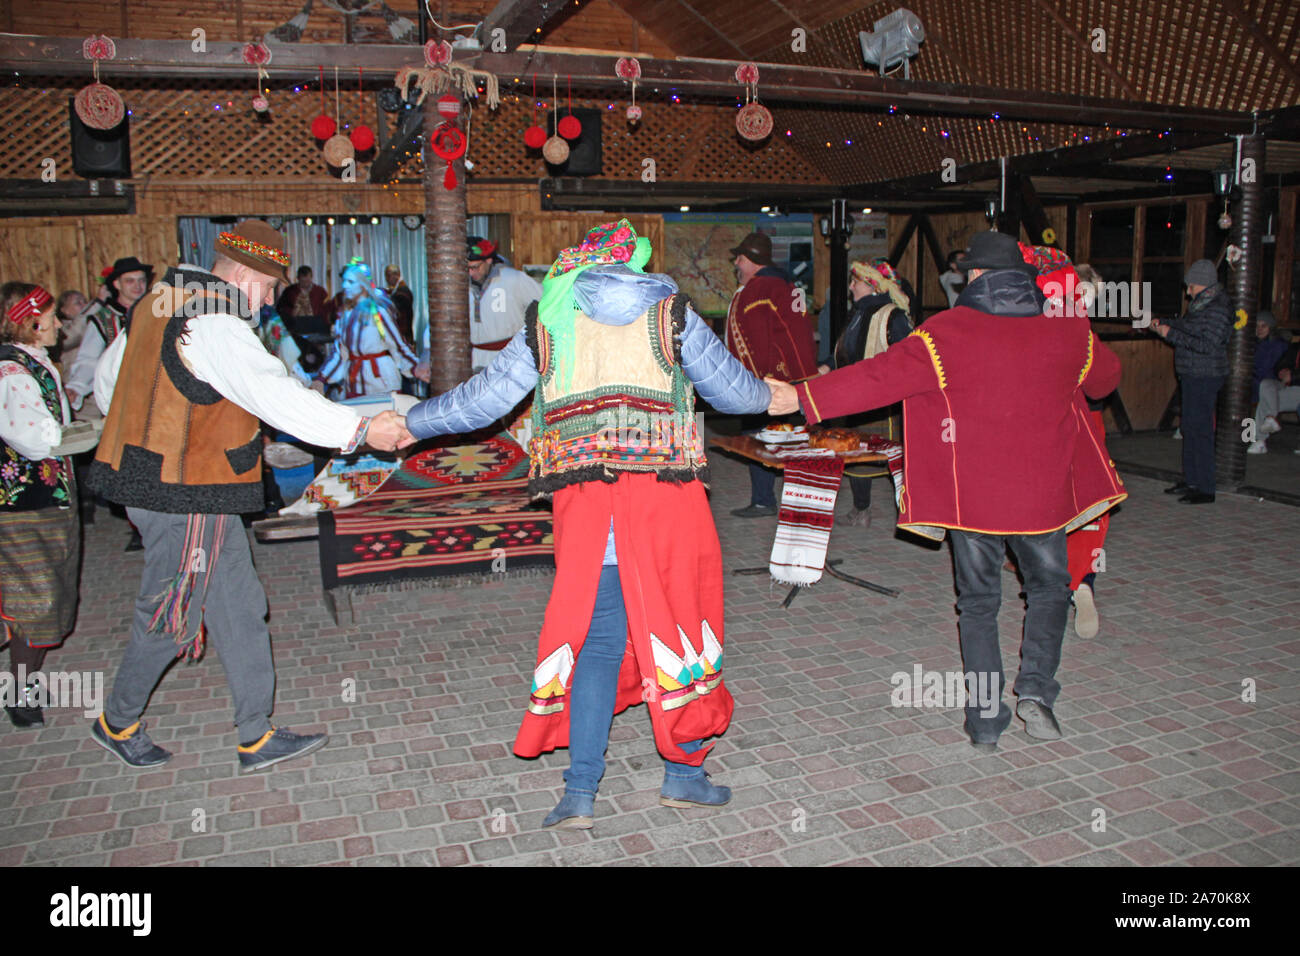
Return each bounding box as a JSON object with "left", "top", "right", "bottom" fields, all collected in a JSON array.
[
  {"left": 405, "top": 221, "right": 772, "bottom": 829},
  {"left": 308, "top": 259, "right": 417, "bottom": 398},
  {"left": 828, "top": 259, "right": 914, "bottom": 529},
  {"left": 0, "top": 283, "right": 81, "bottom": 728},
  {"left": 1020, "top": 243, "right": 1113, "bottom": 640}
]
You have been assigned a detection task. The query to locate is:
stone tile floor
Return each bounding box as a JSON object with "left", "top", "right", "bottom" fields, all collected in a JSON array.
[{"left": 2, "top": 447, "right": 1297, "bottom": 867}]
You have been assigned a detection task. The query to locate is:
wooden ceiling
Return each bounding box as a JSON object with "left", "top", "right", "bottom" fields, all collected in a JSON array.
[{"left": 6, "top": 0, "right": 1298, "bottom": 196}]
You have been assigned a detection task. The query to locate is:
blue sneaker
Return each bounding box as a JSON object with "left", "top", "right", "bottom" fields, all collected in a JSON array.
[
  {"left": 237, "top": 726, "right": 328, "bottom": 774},
  {"left": 543, "top": 790, "right": 595, "bottom": 829},
  {"left": 91, "top": 714, "right": 172, "bottom": 768},
  {"left": 660, "top": 771, "right": 731, "bottom": 808}
]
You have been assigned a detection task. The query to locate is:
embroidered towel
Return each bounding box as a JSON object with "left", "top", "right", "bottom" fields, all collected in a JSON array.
[{"left": 769, "top": 455, "right": 845, "bottom": 587}]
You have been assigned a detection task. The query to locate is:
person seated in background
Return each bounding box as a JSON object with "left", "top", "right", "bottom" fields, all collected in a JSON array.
[
  {"left": 1248, "top": 326, "right": 1300, "bottom": 455},
  {"left": 1252, "top": 311, "right": 1287, "bottom": 404},
  {"left": 51, "top": 289, "right": 88, "bottom": 370}
]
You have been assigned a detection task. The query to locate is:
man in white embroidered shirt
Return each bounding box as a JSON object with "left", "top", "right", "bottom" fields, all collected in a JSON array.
[{"left": 87, "top": 219, "right": 410, "bottom": 775}]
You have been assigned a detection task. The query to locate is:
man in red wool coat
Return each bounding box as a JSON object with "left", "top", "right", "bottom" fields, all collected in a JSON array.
[
  {"left": 724, "top": 231, "right": 817, "bottom": 517},
  {"left": 768, "top": 231, "right": 1126, "bottom": 754}
]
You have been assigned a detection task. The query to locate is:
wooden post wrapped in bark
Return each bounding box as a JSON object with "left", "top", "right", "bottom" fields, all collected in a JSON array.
[
  {"left": 423, "top": 95, "right": 470, "bottom": 393},
  {"left": 1215, "top": 134, "right": 1265, "bottom": 488}
]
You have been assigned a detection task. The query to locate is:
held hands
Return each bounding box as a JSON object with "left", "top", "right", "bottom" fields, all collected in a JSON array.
[
  {"left": 365, "top": 410, "right": 417, "bottom": 452},
  {"left": 765, "top": 376, "right": 799, "bottom": 416},
  {"left": 1150, "top": 320, "right": 1170, "bottom": 338},
  {"left": 413, "top": 362, "right": 431, "bottom": 384}
]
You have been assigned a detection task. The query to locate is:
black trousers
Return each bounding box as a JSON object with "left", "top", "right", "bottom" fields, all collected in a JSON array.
[{"left": 1179, "top": 374, "right": 1224, "bottom": 494}]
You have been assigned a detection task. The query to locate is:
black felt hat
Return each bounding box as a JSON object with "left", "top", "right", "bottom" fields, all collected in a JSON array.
[
  {"left": 105, "top": 256, "right": 155, "bottom": 286},
  {"left": 952, "top": 231, "right": 1038, "bottom": 276}
]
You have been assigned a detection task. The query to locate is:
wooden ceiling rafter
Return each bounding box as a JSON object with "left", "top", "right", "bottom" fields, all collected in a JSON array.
[
  {"left": 481, "top": 0, "right": 578, "bottom": 52},
  {"left": 1217, "top": 0, "right": 1300, "bottom": 91},
  {"left": 1027, "top": 0, "right": 1141, "bottom": 100}
]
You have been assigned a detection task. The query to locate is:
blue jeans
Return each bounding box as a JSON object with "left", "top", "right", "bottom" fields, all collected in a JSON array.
[
  {"left": 564, "top": 564, "right": 703, "bottom": 794},
  {"left": 949, "top": 529, "right": 1071, "bottom": 743}
]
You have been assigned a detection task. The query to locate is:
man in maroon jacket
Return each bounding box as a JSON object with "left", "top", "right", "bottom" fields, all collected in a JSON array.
[
  {"left": 275, "top": 266, "right": 329, "bottom": 333},
  {"left": 769, "top": 231, "right": 1126, "bottom": 752},
  {"left": 724, "top": 232, "right": 817, "bottom": 516}
]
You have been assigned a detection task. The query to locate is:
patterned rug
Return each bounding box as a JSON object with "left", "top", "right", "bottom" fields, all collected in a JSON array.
[{"left": 317, "top": 433, "right": 555, "bottom": 591}]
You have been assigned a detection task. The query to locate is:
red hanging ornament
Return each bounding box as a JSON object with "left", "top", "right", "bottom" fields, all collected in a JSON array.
[
  {"left": 436, "top": 94, "right": 461, "bottom": 119},
  {"left": 350, "top": 67, "right": 374, "bottom": 152},
  {"left": 430, "top": 122, "right": 467, "bottom": 189},
  {"left": 311, "top": 65, "right": 335, "bottom": 139},
  {"left": 558, "top": 75, "right": 582, "bottom": 139},
  {"left": 523, "top": 75, "right": 546, "bottom": 149},
  {"left": 244, "top": 41, "right": 272, "bottom": 115}
]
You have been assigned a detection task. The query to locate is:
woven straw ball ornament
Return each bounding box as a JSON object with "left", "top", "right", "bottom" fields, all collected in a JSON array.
[
  {"left": 736, "top": 102, "right": 773, "bottom": 141},
  {"left": 542, "top": 135, "right": 570, "bottom": 164},
  {"left": 76, "top": 35, "right": 124, "bottom": 130},
  {"left": 323, "top": 133, "right": 355, "bottom": 167},
  {"left": 423, "top": 39, "right": 454, "bottom": 67}
]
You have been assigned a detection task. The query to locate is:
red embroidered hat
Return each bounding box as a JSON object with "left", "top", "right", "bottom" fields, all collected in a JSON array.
[{"left": 215, "top": 219, "right": 291, "bottom": 283}]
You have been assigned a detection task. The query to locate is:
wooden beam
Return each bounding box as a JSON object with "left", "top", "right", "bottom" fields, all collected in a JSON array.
[
  {"left": 481, "top": 0, "right": 572, "bottom": 51},
  {"left": 888, "top": 215, "right": 919, "bottom": 265},
  {"left": 848, "top": 129, "right": 1229, "bottom": 195},
  {"left": 1217, "top": 0, "right": 1300, "bottom": 92},
  {"left": 0, "top": 39, "right": 1259, "bottom": 132},
  {"left": 1019, "top": 175, "right": 1056, "bottom": 247},
  {"left": 1274, "top": 186, "right": 1296, "bottom": 324}
]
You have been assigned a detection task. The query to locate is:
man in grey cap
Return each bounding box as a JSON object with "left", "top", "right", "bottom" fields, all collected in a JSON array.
[{"left": 1150, "top": 259, "right": 1232, "bottom": 503}]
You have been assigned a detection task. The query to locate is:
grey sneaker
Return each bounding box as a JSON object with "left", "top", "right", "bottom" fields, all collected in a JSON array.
[
  {"left": 1017, "top": 699, "right": 1063, "bottom": 740},
  {"left": 237, "top": 726, "right": 328, "bottom": 773},
  {"left": 91, "top": 715, "right": 172, "bottom": 768}
]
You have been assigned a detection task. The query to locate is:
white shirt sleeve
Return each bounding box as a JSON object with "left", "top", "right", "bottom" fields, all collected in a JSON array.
[
  {"left": 66, "top": 322, "right": 106, "bottom": 406},
  {"left": 0, "top": 364, "right": 63, "bottom": 460},
  {"left": 94, "top": 330, "right": 128, "bottom": 416},
  {"left": 177, "top": 312, "right": 364, "bottom": 449}
]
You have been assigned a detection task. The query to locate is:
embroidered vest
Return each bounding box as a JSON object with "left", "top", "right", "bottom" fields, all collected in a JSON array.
[
  {"left": 86, "top": 301, "right": 127, "bottom": 346},
  {"left": 0, "top": 346, "right": 73, "bottom": 511},
  {"left": 88, "top": 268, "right": 264, "bottom": 515},
  {"left": 526, "top": 294, "right": 708, "bottom": 498}
]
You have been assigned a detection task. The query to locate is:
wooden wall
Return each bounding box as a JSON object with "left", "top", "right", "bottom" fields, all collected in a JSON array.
[{"left": 0, "top": 180, "right": 663, "bottom": 295}]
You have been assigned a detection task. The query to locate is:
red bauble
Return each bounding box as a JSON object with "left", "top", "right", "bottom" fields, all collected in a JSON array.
[
  {"left": 311, "top": 114, "right": 336, "bottom": 140},
  {"left": 350, "top": 125, "right": 375, "bottom": 152},
  {"left": 524, "top": 125, "right": 547, "bottom": 149},
  {"left": 558, "top": 114, "right": 582, "bottom": 140},
  {"left": 436, "top": 94, "right": 461, "bottom": 119}
]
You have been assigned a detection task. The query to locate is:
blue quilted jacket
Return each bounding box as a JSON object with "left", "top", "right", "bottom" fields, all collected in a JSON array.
[{"left": 406, "top": 265, "right": 770, "bottom": 564}]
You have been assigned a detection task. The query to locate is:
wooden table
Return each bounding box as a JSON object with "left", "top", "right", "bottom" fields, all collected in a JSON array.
[{"left": 709, "top": 431, "right": 901, "bottom": 606}]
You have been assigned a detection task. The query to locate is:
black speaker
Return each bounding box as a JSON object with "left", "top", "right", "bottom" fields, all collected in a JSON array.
[
  {"left": 546, "top": 107, "right": 602, "bottom": 177},
  {"left": 69, "top": 100, "right": 131, "bottom": 179}
]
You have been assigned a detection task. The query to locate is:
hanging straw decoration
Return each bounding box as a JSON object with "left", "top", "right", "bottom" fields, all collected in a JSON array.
[
  {"left": 76, "top": 35, "right": 124, "bottom": 129},
  {"left": 311, "top": 65, "right": 336, "bottom": 139},
  {"left": 323, "top": 66, "right": 355, "bottom": 167},
  {"left": 735, "top": 61, "right": 772, "bottom": 141},
  {"left": 542, "top": 75, "right": 570, "bottom": 164},
  {"left": 616, "top": 57, "right": 641, "bottom": 123},
  {"left": 558, "top": 75, "right": 582, "bottom": 139},
  {"left": 351, "top": 66, "right": 375, "bottom": 151},
  {"left": 243, "top": 41, "right": 272, "bottom": 114},
  {"left": 523, "top": 73, "right": 546, "bottom": 149},
  {"left": 394, "top": 61, "right": 500, "bottom": 109}
]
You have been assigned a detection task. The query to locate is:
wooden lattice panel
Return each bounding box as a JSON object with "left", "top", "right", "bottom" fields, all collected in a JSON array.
[
  {"left": 394, "top": 89, "right": 832, "bottom": 185},
  {"left": 0, "top": 75, "right": 392, "bottom": 181}
]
